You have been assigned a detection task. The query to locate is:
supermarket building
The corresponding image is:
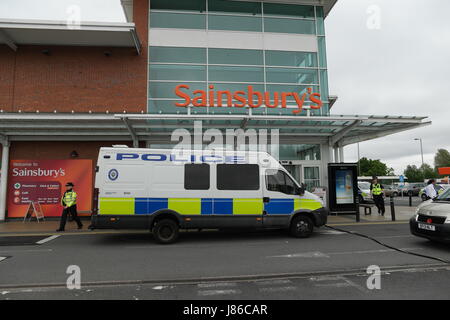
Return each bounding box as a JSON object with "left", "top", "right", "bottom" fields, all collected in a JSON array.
[{"left": 0, "top": 0, "right": 430, "bottom": 220}]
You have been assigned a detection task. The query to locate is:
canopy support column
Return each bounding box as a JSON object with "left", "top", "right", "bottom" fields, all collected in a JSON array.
[{"left": 0, "top": 136, "right": 10, "bottom": 221}]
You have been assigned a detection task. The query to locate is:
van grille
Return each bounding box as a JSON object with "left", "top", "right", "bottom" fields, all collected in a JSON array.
[{"left": 417, "top": 215, "right": 446, "bottom": 224}]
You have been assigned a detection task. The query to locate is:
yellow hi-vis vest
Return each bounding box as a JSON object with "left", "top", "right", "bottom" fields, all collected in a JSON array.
[
  {"left": 372, "top": 184, "right": 382, "bottom": 196},
  {"left": 61, "top": 190, "right": 77, "bottom": 207}
]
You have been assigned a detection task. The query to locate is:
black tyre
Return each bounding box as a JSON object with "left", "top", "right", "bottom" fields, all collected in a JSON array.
[
  {"left": 290, "top": 215, "right": 314, "bottom": 238},
  {"left": 393, "top": 192, "right": 398, "bottom": 197},
  {"left": 152, "top": 219, "right": 179, "bottom": 244},
  {"left": 421, "top": 193, "right": 428, "bottom": 201},
  {"left": 408, "top": 190, "right": 413, "bottom": 196}
]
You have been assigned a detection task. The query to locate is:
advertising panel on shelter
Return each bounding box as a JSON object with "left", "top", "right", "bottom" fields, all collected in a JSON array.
[
  {"left": 7, "top": 160, "right": 93, "bottom": 218},
  {"left": 327, "top": 163, "right": 358, "bottom": 214}
]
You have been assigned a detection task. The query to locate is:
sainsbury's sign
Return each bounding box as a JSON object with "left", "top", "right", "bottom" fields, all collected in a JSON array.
[{"left": 174, "top": 84, "right": 323, "bottom": 114}]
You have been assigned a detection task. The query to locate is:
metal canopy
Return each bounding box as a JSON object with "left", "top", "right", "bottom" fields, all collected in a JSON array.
[
  {"left": 0, "top": 113, "right": 430, "bottom": 148},
  {"left": 0, "top": 19, "right": 141, "bottom": 54}
]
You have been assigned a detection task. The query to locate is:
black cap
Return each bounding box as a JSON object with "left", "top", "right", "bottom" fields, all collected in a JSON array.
[{"left": 65, "top": 182, "right": 74, "bottom": 187}]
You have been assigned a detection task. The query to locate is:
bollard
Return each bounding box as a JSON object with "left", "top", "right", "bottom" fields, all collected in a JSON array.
[
  {"left": 390, "top": 196, "right": 396, "bottom": 221},
  {"left": 409, "top": 193, "right": 412, "bottom": 207},
  {"left": 356, "top": 203, "right": 360, "bottom": 222}
]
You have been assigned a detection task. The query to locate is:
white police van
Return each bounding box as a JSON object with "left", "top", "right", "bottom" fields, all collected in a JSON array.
[{"left": 90, "top": 147, "right": 328, "bottom": 243}]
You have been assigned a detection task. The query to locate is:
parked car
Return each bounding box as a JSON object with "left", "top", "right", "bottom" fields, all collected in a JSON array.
[
  {"left": 419, "top": 184, "right": 449, "bottom": 201},
  {"left": 402, "top": 183, "right": 425, "bottom": 196},
  {"left": 358, "top": 181, "right": 372, "bottom": 203},
  {"left": 410, "top": 187, "right": 450, "bottom": 243},
  {"left": 384, "top": 185, "right": 400, "bottom": 197}
]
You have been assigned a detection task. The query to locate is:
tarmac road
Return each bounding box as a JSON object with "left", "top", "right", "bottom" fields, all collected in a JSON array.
[{"left": 0, "top": 222, "right": 449, "bottom": 299}]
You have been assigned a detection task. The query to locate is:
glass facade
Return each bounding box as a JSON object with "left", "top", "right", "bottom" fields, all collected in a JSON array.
[{"left": 148, "top": 0, "right": 330, "bottom": 116}]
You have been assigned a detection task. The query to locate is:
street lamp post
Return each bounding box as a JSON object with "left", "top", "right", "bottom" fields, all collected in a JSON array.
[{"left": 414, "top": 138, "right": 424, "bottom": 167}]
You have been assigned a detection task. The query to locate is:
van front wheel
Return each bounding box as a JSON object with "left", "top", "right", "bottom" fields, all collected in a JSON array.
[
  {"left": 290, "top": 215, "right": 314, "bottom": 238},
  {"left": 152, "top": 219, "right": 179, "bottom": 244}
]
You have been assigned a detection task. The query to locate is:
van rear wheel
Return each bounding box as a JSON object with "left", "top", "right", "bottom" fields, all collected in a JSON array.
[
  {"left": 152, "top": 219, "right": 179, "bottom": 244},
  {"left": 290, "top": 215, "right": 314, "bottom": 238}
]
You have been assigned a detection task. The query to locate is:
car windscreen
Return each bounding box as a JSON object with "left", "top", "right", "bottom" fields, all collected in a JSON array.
[
  {"left": 436, "top": 188, "right": 450, "bottom": 201},
  {"left": 358, "top": 182, "right": 370, "bottom": 189}
]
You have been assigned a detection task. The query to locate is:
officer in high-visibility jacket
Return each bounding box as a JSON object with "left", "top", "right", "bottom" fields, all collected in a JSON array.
[
  {"left": 57, "top": 182, "right": 83, "bottom": 232},
  {"left": 370, "top": 177, "right": 385, "bottom": 216}
]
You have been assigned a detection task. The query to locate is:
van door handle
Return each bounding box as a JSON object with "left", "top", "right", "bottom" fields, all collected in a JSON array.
[{"left": 263, "top": 197, "right": 270, "bottom": 203}]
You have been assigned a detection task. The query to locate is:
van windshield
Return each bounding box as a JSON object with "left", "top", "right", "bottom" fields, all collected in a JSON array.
[{"left": 266, "top": 169, "right": 299, "bottom": 195}]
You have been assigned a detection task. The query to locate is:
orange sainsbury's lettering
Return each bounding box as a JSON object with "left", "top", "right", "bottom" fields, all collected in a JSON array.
[
  {"left": 173, "top": 84, "right": 322, "bottom": 114},
  {"left": 310, "top": 93, "right": 323, "bottom": 109},
  {"left": 175, "top": 84, "right": 191, "bottom": 107}
]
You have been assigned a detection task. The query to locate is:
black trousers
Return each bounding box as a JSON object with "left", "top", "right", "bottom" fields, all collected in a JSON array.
[
  {"left": 373, "top": 195, "right": 385, "bottom": 214},
  {"left": 59, "top": 205, "right": 82, "bottom": 230}
]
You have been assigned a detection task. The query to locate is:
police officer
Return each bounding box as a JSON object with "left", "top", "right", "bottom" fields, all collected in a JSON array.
[
  {"left": 424, "top": 179, "right": 437, "bottom": 200},
  {"left": 370, "top": 177, "right": 385, "bottom": 215},
  {"left": 56, "top": 182, "right": 83, "bottom": 232}
]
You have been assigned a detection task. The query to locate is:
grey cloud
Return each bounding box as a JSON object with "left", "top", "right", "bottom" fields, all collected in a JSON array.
[{"left": 327, "top": 0, "right": 450, "bottom": 172}]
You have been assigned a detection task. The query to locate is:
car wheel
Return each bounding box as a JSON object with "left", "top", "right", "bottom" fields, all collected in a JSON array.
[
  {"left": 393, "top": 192, "right": 398, "bottom": 197},
  {"left": 152, "top": 219, "right": 179, "bottom": 244},
  {"left": 408, "top": 190, "right": 413, "bottom": 196},
  {"left": 290, "top": 215, "right": 314, "bottom": 238},
  {"left": 421, "top": 194, "right": 428, "bottom": 201}
]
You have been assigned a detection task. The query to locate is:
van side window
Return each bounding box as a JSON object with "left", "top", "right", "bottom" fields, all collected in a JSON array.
[
  {"left": 266, "top": 169, "right": 298, "bottom": 195},
  {"left": 217, "top": 164, "right": 260, "bottom": 190},
  {"left": 184, "top": 164, "right": 210, "bottom": 190}
]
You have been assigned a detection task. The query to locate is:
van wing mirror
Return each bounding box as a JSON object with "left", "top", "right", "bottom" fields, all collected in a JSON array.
[{"left": 298, "top": 183, "right": 306, "bottom": 196}]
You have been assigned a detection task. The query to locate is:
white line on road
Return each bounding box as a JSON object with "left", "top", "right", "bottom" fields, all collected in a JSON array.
[
  {"left": 255, "top": 279, "right": 292, "bottom": 286},
  {"left": 36, "top": 235, "right": 60, "bottom": 245},
  {"left": 310, "top": 275, "right": 369, "bottom": 293},
  {"left": 318, "top": 230, "right": 347, "bottom": 235},
  {"left": 259, "top": 286, "right": 297, "bottom": 293},
  {"left": 197, "top": 282, "right": 237, "bottom": 288},
  {"left": 268, "top": 247, "right": 423, "bottom": 259},
  {"left": 197, "top": 289, "right": 242, "bottom": 296},
  {"left": 269, "top": 251, "right": 330, "bottom": 258}
]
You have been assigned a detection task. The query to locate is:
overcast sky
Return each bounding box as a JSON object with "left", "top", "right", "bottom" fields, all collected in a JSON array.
[{"left": 1, "top": 0, "right": 449, "bottom": 175}]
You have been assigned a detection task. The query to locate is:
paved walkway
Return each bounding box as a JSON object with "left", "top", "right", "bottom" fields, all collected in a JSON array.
[{"left": 0, "top": 205, "right": 416, "bottom": 236}]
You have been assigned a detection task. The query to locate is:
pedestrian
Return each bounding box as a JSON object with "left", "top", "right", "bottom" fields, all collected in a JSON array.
[
  {"left": 424, "top": 179, "right": 437, "bottom": 200},
  {"left": 56, "top": 182, "right": 83, "bottom": 232},
  {"left": 370, "top": 177, "right": 385, "bottom": 215}
]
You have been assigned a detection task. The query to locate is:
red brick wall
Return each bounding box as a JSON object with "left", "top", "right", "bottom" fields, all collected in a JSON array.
[
  {"left": 0, "top": 0, "right": 148, "bottom": 113},
  {"left": 0, "top": 46, "right": 15, "bottom": 110}
]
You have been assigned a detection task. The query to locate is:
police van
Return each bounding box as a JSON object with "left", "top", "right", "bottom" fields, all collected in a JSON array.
[{"left": 90, "top": 147, "right": 328, "bottom": 243}]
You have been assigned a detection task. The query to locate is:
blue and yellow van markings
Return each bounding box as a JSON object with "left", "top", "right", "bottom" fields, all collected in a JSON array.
[{"left": 99, "top": 197, "right": 322, "bottom": 216}]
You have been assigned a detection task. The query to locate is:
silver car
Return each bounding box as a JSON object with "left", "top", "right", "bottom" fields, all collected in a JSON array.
[{"left": 410, "top": 188, "right": 450, "bottom": 242}]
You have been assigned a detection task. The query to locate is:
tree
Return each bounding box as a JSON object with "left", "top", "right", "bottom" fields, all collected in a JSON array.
[
  {"left": 403, "top": 163, "right": 437, "bottom": 182},
  {"left": 420, "top": 163, "right": 437, "bottom": 179},
  {"left": 434, "top": 149, "right": 450, "bottom": 168},
  {"left": 358, "top": 157, "right": 395, "bottom": 177},
  {"left": 404, "top": 165, "right": 423, "bottom": 182}
]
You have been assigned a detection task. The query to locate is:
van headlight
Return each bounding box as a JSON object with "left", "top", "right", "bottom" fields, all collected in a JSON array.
[{"left": 445, "top": 217, "right": 450, "bottom": 224}]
